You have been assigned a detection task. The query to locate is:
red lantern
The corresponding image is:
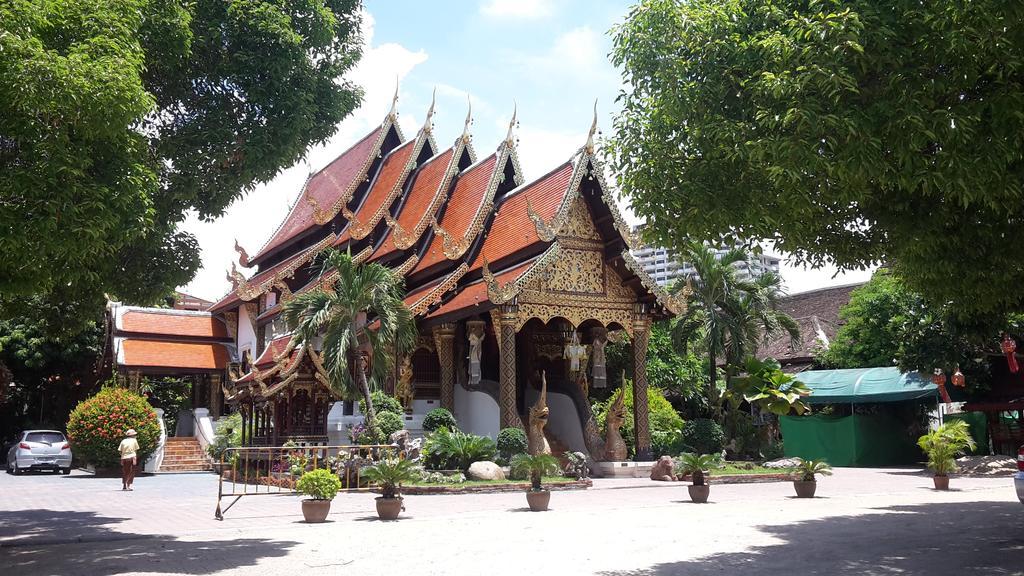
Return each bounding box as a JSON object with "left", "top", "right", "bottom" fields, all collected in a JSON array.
[
  {"left": 932, "top": 369, "right": 952, "bottom": 403},
  {"left": 952, "top": 367, "right": 965, "bottom": 388},
  {"left": 1001, "top": 333, "right": 1019, "bottom": 374}
]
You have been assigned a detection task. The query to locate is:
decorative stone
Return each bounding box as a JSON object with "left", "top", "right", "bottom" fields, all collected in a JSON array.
[
  {"left": 763, "top": 457, "right": 801, "bottom": 469},
  {"left": 467, "top": 461, "right": 505, "bottom": 481},
  {"left": 649, "top": 455, "right": 675, "bottom": 481}
]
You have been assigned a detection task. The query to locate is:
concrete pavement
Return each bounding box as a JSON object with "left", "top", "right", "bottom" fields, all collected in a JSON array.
[{"left": 0, "top": 467, "right": 1021, "bottom": 575}]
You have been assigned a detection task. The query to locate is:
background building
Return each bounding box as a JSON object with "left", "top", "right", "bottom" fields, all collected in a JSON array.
[{"left": 630, "top": 232, "right": 782, "bottom": 288}]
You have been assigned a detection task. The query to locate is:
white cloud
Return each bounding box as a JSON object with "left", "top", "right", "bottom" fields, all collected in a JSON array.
[
  {"left": 480, "top": 0, "right": 554, "bottom": 19},
  {"left": 177, "top": 11, "right": 429, "bottom": 301}
]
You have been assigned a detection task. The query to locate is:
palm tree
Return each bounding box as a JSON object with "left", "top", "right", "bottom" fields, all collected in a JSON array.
[
  {"left": 670, "top": 242, "right": 799, "bottom": 416},
  {"left": 283, "top": 249, "right": 416, "bottom": 434}
]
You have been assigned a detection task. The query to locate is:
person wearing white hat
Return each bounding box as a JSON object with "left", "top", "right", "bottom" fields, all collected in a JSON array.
[{"left": 118, "top": 429, "right": 139, "bottom": 491}]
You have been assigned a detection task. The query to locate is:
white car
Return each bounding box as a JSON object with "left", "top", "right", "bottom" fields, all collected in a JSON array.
[
  {"left": 1016, "top": 445, "right": 1024, "bottom": 505},
  {"left": 6, "top": 430, "right": 72, "bottom": 475}
]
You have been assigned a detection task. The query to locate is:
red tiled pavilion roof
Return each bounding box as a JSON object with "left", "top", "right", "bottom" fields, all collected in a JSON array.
[
  {"left": 413, "top": 154, "right": 498, "bottom": 274},
  {"left": 208, "top": 245, "right": 320, "bottom": 313},
  {"left": 120, "top": 310, "right": 228, "bottom": 339},
  {"left": 372, "top": 146, "right": 456, "bottom": 261},
  {"left": 120, "top": 340, "right": 230, "bottom": 370},
  {"left": 469, "top": 162, "right": 573, "bottom": 270},
  {"left": 253, "top": 125, "right": 385, "bottom": 261},
  {"left": 426, "top": 260, "right": 533, "bottom": 320},
  {"left": 335, "top": 138, "right": 417, "bottom": 246},
  {"left": 255, "top": 335, "right": 292, "bottom": 367}
]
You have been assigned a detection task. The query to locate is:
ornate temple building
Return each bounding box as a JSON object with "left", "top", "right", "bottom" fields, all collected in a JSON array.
[{"left": 103, "top": 93, "right": 684, "bottom": 462}]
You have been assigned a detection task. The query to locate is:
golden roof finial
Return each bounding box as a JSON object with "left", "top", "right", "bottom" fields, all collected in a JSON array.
[
  {"left": 505, "top": 101, "right": 518, "bottom": 146},
  {"left": 424, "top": 86, "right": 437, "bottom": 134},
  {"left": 461, "top": 94, "right": 472, "bottom": 143},
  {"left": 585, "top": 99, "right": 598, "bottom": 155},
  {"left": 388, "top": 76, "right": 399, "bottom": 121}
]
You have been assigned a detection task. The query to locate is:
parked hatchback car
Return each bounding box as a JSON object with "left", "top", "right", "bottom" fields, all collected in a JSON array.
[
  {"left": 6, "top": 430, "right": 72, "bottom": 475},
  {"left": 1016, "top": 444, "right": 1024, "bottom": 505}
]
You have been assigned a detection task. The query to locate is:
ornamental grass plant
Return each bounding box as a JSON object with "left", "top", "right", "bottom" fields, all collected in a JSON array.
[{"left": 66, "top": 387, "right": 160, "bottom": 468}]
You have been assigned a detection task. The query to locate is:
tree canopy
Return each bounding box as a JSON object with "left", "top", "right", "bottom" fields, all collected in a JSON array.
[
  {"left": 609, "top": 0, "right": 1024, "bottom": 317},
  {"left": 1, "top": 0, "right": 363, "bottom": 323}
]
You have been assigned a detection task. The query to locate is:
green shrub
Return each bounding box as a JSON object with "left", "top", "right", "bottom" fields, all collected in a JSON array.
[
  {"left": 423, "top": 408, "right": 458, "bottom": 433},
  {"left": 359, "top": 391, "right": 404, "bottom": 417},
  {"left": 423, "top": 427, "right": 496, "bottom": 471},
  {"left": 763, "top": 439, "right": 785, "bottom": 460},
  {"left": 376, "top": 411, "right": 405, "bottom": 440},
  {"left": 593, "top": 385, "right": 683, "bottom": 458},
  {"left": 651, "top": 429, "right": 685, "bottom": 459},
  {"left": 680, "top": 418, "right": 725, "bottom": 455},
  {"left": 723, "top": 409, "right": 766, "bottom": 458},
  {"left": 296, "top": 468, "right": 341, "bottom": 500},
  {"left": 66, "top": 387, "right": 161, "bottom": 468},
  {"left": 496, "top": 427, "right": 528, "bottom": 464},
  {"left": 207, "top": 412, "right": 243, "bottom": 462}
]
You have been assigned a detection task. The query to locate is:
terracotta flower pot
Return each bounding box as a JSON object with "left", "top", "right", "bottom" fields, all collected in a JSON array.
[
  {"left": 793, "top": 480, "right": 817, "bottom": 498},
  {"left": 375, "top": 496, "right": 403, "bottom": 520},
  {"left": 301, "top": 499, "right": 332, "bottom": 523},
  {"left": 526, "top": 489, "right": 551, "bottom": 511},
  {"left": 933, "top": 475, "right": 950, "bottom": 490},
  {"left": 688, "top": 484, "right": 710, "bottom": 503}
]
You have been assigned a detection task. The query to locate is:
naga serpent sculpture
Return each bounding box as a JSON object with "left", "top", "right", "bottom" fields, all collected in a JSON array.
[{"left": 527, "top": 372, "right": 552, "bottom": 455}]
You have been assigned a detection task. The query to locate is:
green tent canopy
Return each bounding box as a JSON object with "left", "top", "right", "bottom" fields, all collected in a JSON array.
[{"left": 796, "top": 367, "right": 938, "bottom": 404}]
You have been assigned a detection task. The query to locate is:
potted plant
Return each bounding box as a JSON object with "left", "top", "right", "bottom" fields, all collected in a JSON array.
[
  {"left": 676, "top": 453, "right": 720, "bottom": 503},
  {"left": 363, "top": 458, "right": 419, "bottom": 520},
  {"left": 295, "top": 468, "right": 342, "bottom": 523},
  {"left": 511, "top": 453, "right": 561, "bottom": 511},
  {"left": 917, "top": 420, "right": 976, "bottom": 490},
  {"left": 792, "top": 458, "right": 832, "bottom": 498}
]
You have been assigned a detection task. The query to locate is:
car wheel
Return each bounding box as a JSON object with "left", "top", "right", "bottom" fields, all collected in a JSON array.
[
  {"left": 62, "top": 467, "right": 71, "bottom": 475},
  {"left": 12, "top": 462, "right": 22, "bottom": 475}
]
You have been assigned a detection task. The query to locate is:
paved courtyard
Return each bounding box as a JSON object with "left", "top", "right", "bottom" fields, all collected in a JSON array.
[{"left": 0, "top": 467, "right": 1020, "bottom": 576}]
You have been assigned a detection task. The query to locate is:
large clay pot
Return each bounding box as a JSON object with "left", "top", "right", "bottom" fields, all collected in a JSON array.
[
  {"left": 375, "top": 496, "right": 403, "bottom": 520},
  {"left": 301, "top": 499, "right": 332, "bottom": 523},
  {"left": 793, "top": 480, "right": 817, "bottom": 498},
  {"left": 688, "top": 484, "right": 710, "bottom": 503},
  {"left": 526, "top": 489, "right": 551, "bottom": 511},
  {"left": 933, "top": 475, "right": 950, "bottom": 490}
]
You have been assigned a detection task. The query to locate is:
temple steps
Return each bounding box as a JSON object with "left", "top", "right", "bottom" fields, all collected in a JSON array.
[{"left": 159, "top": 436, "right": 212, "bottom": 473}]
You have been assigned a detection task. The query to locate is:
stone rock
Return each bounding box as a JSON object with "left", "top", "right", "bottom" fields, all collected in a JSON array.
[
  {"left": 650, "top": 455, "right": 675, "bottom": 481},
  {"left": 467, "top": 460, "right": 505, "bottom": 481},
  {"left": 763, "top": 457, "right": 801, "bottom": 469}
]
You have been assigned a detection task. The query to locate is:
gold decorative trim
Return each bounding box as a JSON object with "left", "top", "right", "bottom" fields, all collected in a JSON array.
[
  {"left": 482, "top": 244, "right": 562, "bottom": 305},
  {"left": 234, "top": 239, "right": 252, "bottom": 268},
  {"left": 234, "top": 234, "right": 335, "bottom": 301},
  {"left": 273, "top": 280, "right": 293, "bottom": 303},
  {"left": 393, "top": 254, "right": 420, "bottom": 276},
  {"left": 408, "top": 263, "right": 469, "bottom": 316},
  {"left": 620, "top": 249, "right": 688, "bottom": 314},
  {"left": 227, "top": 263, "right": 244, "bottom": 291},
  {"left": 390, "top": 136, "right": 466, "bottom": 251},
  {"left": 351, "top": 245, "right": 372, "bottom": 264},
  {"left": 311, "top": 118, "right": 393, "bottom": 226},
  {"left": 350, "top": 135, "right": 430, "bottom": 241}
]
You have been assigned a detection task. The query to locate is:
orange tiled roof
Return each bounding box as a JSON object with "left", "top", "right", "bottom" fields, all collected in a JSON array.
[
  {"left": 208, "top": 248, "right": 313, "bottom": 313},
  {"left": 426, "top": 260, "right": 533, "bottom": 320},
  {"left": 335, "top": 139, "right": 417, "bottom": 246},
  {"left": 254, "top": 335, "right": 292, "bottom": 367},
  {"left": 121, "top": 310, "right": 228, "bottom": 339},
  {"left": 121, "top": 339, "right": 230, "bottom": 370},
  {"left": 372, "top": 147, "right": 456, "bottom": 261},
  {"left": 413, "top": 154, "right": 498, "bottom": 274},
  {"left": 470, "top": 162, "right": 573, "bottom": 270},
  {"left": 254, "top": 125, "right": 384, "bottom": 261}
]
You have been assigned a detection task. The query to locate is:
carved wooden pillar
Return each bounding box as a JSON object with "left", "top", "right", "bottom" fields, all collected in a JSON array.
[
  {"left": 632, "top": 304, "right": 652, "bottom": 461},
  {"left": 499, "top": 302, "right": 524, "bottom": 430},
  {"left": 209, "top": 373, "right": 223, "bottom": 417},
  {"left": 433, "top": 323, "right": 456, "bottom": 411}
]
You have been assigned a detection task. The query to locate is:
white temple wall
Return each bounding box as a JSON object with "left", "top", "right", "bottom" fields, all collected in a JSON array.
[
  {"left": 237, "top": 304, "right": 257, "bottom": 361},
  {"left": 454, "top": 385, "right": 499, "bottom": 439}
]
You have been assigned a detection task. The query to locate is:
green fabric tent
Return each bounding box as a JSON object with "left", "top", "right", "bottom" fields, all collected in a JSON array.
[
  {"left": 796, "top": 367, "right": 938, "bottom": 404},
  {"left": 781, "top": 367, "right": 938, "bottom": 466}
]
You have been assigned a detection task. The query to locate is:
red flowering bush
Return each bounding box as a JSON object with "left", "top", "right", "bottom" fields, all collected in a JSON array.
[{"left": 67, "top": 387, "right": 161, "bottom": 468}]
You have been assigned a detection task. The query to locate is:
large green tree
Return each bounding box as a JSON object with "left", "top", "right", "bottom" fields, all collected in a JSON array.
[
  {"left": 282, "top": 249, "right": 416, "bottom": 435},
  {"left": 1, "top": 0, "right": 363, "bottom": 322},
  {"left": 609, "top": 0, "right": 1024, "bottom": 318}
]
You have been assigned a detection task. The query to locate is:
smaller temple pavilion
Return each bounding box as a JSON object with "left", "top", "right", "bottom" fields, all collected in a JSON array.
[{"left": 105, "top": 91, "right": 685, "bottom": 463}]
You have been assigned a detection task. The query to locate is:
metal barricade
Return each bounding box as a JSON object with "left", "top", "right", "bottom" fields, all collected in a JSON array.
[{"left": 214, "top": 443, "right": 401, "bottom": 520}]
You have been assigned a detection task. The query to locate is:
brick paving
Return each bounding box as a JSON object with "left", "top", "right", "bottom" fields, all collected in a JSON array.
[{"left": 1, "top": 467, "right": 1021, "bottom": 575}]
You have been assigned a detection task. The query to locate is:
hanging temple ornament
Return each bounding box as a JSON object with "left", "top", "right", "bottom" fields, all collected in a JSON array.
[{"left": 1001, "top": 333, "right": 1018, "bottom": 373}]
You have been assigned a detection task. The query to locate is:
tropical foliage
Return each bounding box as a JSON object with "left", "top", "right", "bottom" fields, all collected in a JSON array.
[
  {"left": 422, "top": 408, "right": 458, "bottom": 433},
  {"left": 296, "top": 468, "right": 342, "bottom": 501},
  {"left": 0, "top": 0, "right": 364, "bottom": 322},
  {"left": 66, "top": 387, "right": 161, "bottom": 468},
  {"left": 606, "top": 320, "right": 707, "bottom": 411},
  {"left": 680, "top": 418, "right": 725, "bottom": 456},
  {"left": 363, "top": 457, "right": 419, "bottom": 499},
  {"left": 593, "top": 383, "right": 683, "bottom": 459},
  {"left": 608, "top": 0, "right": 1024, "bottom": 317},
  {"left": 794, "top": 459, "right": 833, "bottom": 482},
  {"left": 917, "top": 420, "right": 977, "bottom": 477},
  {"left": 207, "top": 412, "right": 243, "bottom": 463},
  {"left": 674, "top": 452, "right": 722, "bottom": 487},
  {"left": 729, "top": 357, "right": 811, "bottom": 416},
  {"left": 283, "top": 249, "right": 416, "bottom": 433},
  {"left": 422, "top": 428, "right": 497, "bottom": 472},
  {"left": 496, "top": 427, "right": 528, "bottom": 465},
  {"left": 510, "top": 453, "right": 561, "bottom": 492}
]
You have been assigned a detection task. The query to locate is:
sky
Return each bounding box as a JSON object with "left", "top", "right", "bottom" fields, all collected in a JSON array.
[{"left": 179, "top": 0, "right": 873, "bottom": 303}]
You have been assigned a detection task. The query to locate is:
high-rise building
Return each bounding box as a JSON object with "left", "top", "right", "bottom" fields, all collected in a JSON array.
[{"left": 631, "top": 233, "right": 781, "bottom": 288}]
